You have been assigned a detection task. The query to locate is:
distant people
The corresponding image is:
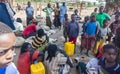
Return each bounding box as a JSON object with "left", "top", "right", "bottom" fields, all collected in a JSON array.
[
  {"left": 96, "top": 6, "right": 110, "bottom": 28},
  {"left": 26, "top": 1, "right": 34, "bottom": 25},
  {"left": 53, "top": 3, "right": 60, "bottom": 28},
  {"left": 0, "top": 22, "right": 19, "bottom": 74},
  {"left": 43, "top": 3, "right": 53, "bottom": 29},
  {"left": 68, "top": 14, "right": 79, "bottom": 44},
  {"left": 60, "top": 2, "right": 67, "bottom": 28},
  {"left": 0, "top": 0, "right": 15, "bottom": 30},
  {"left": 91, "top": 8, "right": 98, "bottom": 17},
  {"left": 74, "top": 9, "right": 81, "bottom": 22}
]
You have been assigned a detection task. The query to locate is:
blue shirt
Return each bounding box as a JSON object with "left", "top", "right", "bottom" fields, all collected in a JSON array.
[
  {"left": 0, "top": 63, "right": 19, "bottom": 74},
  {"left": 85, "top": 21, "right": 97, "bottom": 36},
  {"left": 26, "top": 6, "right": 34, "bottom": 17},
  {"left": 60, "top": 6, "right": 67, "bottom": 17},
  {"left": 0, "top": 3, "right": 15, "bottom": 30},
  {"left": 68, "top": 21, "right": 79, "bottom": 38}
]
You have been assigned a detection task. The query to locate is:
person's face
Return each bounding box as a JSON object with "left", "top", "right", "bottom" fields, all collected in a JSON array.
[
  {"left": 103, "top": 21, "right": 108, "bottom": 28},
  {"left": 115, "top": 15, "right": 120, "bottom": 21},
  {"left": 71, "top": 15, "right": 75, "bottom": 21},
  {"left": 104, "top": 49, "right": 117, "bottom": 63},
  {"left": 91, "top": 16, "right": 96, "bottom": 22},
  {"left": 99, "top": 7, "right": 104, "bottom": 13},
  {"left": 94, "top": 8, "right": 97, "bottom": 12},
  {"left": 48, "top": 3, "right": 51, "bottom": 7},
  {"left": 0, "top": 33, "right": 16, "bottom": 68},
  {"left": 28, "top": 2, "right": 31, "bottom": 7},
  {"left": 75, "top": 10, "right": 78, "bottom": 14}
]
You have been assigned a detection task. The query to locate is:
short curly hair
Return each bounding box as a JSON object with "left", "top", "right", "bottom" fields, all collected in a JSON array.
[{"left": 0, "top": 22, "right": 13, "bottom": 35}]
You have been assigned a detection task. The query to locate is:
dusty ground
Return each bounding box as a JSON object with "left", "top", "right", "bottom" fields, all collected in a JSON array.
[{"left": 13, "top": 3, "right": 96, "bottom": 74}]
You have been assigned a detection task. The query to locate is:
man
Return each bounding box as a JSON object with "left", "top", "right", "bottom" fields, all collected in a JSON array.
[
  {"left": 60, "top": 2, "right": 67, "bottom": 27},
  {"left": 0, "top": 22, "right": 19, "bottom": 74},
  {"left": 96, "top": 6, "right": 110, "bottom": 28},
  {"left": 0, "top": 0, "right": 15, "bottom": 30},
  {"left": 26, "top": 1, "right": 34, "bottom": 25},
  {"left": 43, "top": 3, "right": 53, "bottom": 29}
]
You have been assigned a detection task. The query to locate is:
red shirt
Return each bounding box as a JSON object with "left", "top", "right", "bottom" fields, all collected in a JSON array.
[
  {"left": 22, "top": 24, "right": 37, "bottom": 37},
  {"left": 17, "top": 51, "right": 39, "bottom": 74}
]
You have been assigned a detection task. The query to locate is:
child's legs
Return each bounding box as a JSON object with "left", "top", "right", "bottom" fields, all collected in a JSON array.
[{"left": 93, "top": 41, "right": 101, "bottom": 54}]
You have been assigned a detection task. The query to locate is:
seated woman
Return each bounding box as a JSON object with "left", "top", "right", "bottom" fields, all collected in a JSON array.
[
  {"left": 17, "top": 42, "right": 44, "bottom": 74},
  {"left": 44, "top": 44, "right": 73, "bottom": 74}
]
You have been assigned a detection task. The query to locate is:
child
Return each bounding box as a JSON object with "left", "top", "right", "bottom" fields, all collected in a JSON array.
[
  {"left": 31, "top": 29, "right": 49, "bottom": 50},
  {"left": 17, "top": 42, "right": 44, "bottom": 74},
  {"left": 109, "top": 13, "right": 120, "bottom": 42},
  {"left": 93, "top": 19, "right": 111, "bottom": 55},
  {"left": 84, "top": 15, "right": 99, "bottom": 56},
  {"left": 77, "top": 44, "right": 120, "bottom": 74},
  {"left": 63, "top": 14, "right": 69, "bottom": 42},
  {"left": 67, "top": 14, "right": 79, "bottom": 44},
  {"left": 74, "top": 9, "right": 81, "bottom": 22},
  {"left": 80, "top": 16, "right": 90, "bottom": 53},
  {"left": 0, "top": 22, "right": 19, "bottom": 74}
]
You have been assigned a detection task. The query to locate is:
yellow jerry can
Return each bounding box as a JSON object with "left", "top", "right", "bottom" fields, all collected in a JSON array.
[
  {"left": 31, "top": 62, "right": 45, "bottom": 74},
  {"left": 64, "top": 42, "right": 75, "bottom": 56}
]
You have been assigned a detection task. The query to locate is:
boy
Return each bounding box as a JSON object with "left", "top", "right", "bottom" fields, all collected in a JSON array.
[
  {"left": 67, "top": 14, "right": 79, "bottom": 44},
  {"left": 80, "top": 16, "right": 89, "bottom": 53},
  {"left": 0, "top": 22, "right": 19, "bottom": 74},
  {"left": 74, "top": 9, "right": 81, "bottom": 22},
  {"left": 63, "top": 14, "right": 69, "bottom": 42},
  {"left": 84, "top": 15, "right": 99, "bottom": 56},
  {"left": 93, "top": 19, "right": 111, "bottom": 55},
  {"left": 77, "top": 44, "right": 120, "bottom": 74}
]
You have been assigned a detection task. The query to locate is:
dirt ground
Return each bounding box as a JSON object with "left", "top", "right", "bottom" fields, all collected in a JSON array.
[{"left": 13, "top": 3, "right": 96, "bottom": 74}]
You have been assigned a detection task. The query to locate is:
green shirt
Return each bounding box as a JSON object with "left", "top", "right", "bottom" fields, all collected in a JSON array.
[
  {"left": 96, "top": 13, "right": 110, "bottom": 28},
  {"left": 43, "top": 7, "right": 53, "bottom": 17}
]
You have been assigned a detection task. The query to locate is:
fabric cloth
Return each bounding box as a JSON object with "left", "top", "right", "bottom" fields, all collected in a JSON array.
[
  {"left": 17, "top": 51, "right": 39, "bottom": 74},
  {"left": 44, "top": 7, "right": 53, "bottom": 17},
  {"left": 69, "top": 37, "right": 77, "bottom": 44},
  {"left": 44, "top": 51, "right": 70, "bottom": 74},
  {"left": 0, "top": 62, "right": 19, "bottom": 74},
  {"left": 86, "top": 58, "right": 99, "bottom": 70},
  {"left": 67, "top": 21, "right": 79, "bottom": 38},
  {"left": 96, "top": 13, "right": 110, "bottom": 28},
  {"left": 75, "top": 14, "right": 81, "bottom": 22},
  {"left": 14, "top": 22, "right": 24, "bottom": 31},
  {"left": 82, "top": 22, "right": 87, "bottom": 36},
  {"left": 22, "top": 24, "right": 37, "bottom": 38},
  {"left": 60, "top": 6, "right": 67, "bottom": 24},
  {"left": 0, "top": 3, "right": 15, "bottom": 30},
  {"left": 85, "top": 21, "right": 99, "bottom": 36}
]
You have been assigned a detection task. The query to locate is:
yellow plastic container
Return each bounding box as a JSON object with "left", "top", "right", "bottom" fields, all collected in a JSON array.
[
  {"left": 30, "top": 62, "right": 45, "bottom": 74},
  {"left": 64, "top": 42, "right": 75, "bottom": 56}
]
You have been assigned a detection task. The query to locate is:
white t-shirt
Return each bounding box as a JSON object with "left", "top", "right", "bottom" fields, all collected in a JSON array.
[{"left": 99, "top": 27, "right": 111, "bottom": 36}]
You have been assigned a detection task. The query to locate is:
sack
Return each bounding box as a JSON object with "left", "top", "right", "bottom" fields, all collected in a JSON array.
[{"left": 64, "top": 42, "right": 75, "bottom": 56}]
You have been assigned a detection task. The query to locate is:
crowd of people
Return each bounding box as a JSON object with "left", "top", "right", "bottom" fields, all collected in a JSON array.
[{"left": 0, "top": 0, "right": 120, "bottom": 74}]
